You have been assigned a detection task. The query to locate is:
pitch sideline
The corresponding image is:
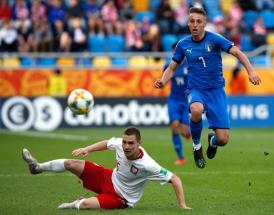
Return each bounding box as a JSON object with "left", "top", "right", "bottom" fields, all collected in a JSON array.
[{"left": 0, "top": 130, "right": 90, "bottom": 141}]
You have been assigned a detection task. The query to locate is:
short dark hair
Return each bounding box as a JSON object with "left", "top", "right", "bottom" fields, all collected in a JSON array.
[
  {"left": 189, "top": 7, "right": 207, "bottom": 16},
  {"left": 123, "top": 127, "right": 141, "bottom": 142}
]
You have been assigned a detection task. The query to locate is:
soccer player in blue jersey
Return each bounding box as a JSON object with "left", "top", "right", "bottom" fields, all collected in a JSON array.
[
  {"left": 154, "top": 7, "right": 261, "bottom": 168},
  {"left": 164, "top": 42, "right": 191, "bottom": 165}
]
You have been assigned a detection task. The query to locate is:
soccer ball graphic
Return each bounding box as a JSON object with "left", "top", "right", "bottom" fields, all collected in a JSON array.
[{"left": 67, "top": 89, "right": 94, "bottom": 115}]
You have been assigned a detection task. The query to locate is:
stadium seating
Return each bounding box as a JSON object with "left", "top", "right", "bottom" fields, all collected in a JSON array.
[
  {"left": 251, "top": 55, "right": 269, "bottom": 66},
  {"left": 105, "top": 35, "right": 125, "bottom": 52},
  {"left": 169, "top": 0, "right": 180, "bottom": 9},
  {"left": 76, "top": 58, "right": 92, "bottom": 67},
  {"left": 0, "top": 1, "right": 273, "bottom": 69},
  {"left": 220, "top": 0, "right": 233, "bottom": 12},
  {"left": 111, "top": 57, "right": 128, "bottom": 67},
  {"left": 267, "top": 33, "right": 274, "bottom": 45},
  {"left": 161, "top": 34, "right": 177, "bottom": 52},
  {"left": 88, "top": 35, "right": 106, "bottom": 53},
  {"left": 222, "top": 55, "right": 238, "bottom": 67},
  {"left": 260, "top": 10, "right": 274, "bottom": 29},
  {"left": 92, "top": 56, "right": 111, "bottom": 68},
  {"left": 129, "top": 56, "right": 148, "bottom": 67},
  {"left": 240, "top": 34, "right": 255, "bottom": 52},
  {"left": 21, "top": 57, "right": 36, "bottom": 68},
  {"left": 135, "top": 11, "right": 155, "bottom": 23},
  {"left": 203, "top": 0, "right": 222, "bottom": 20},
  {"left": 2, "top": 58, "right": 20, "bottom": 68},
  {"left": 148, "top": 57, "right": 165, "bottom": 68},
  {"left": 149, "top": 0, "right": 161, "bottom": 12},
  {"left": 132, "top": 0, "right": 149, "bottom": 12},
  {"left": 243, "top": 10, "right": 259, "bottom": 31},
  {"left": 267, "top": 33, "right": 274, "bottom": 55},
  {"left": 37, "top": 58, "right": 56, "bottom": 67},
  {"left": 57, "top": 57, "right": 75, "bottom": 67}
]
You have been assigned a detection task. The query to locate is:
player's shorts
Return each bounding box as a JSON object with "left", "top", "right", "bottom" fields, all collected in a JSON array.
[
  {"left": 188, "top": 88, "right": 230, "bottom": 129},
  {"left": 80, "top": 161, "right": 128, "bottom": 209},
  {"left": 167, "top": 96, "right": 189, "bottom": 125}
]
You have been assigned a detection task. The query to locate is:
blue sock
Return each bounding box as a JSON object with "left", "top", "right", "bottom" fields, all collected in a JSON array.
[
  {"left": 172, "top": 134, "right": 183, "bottom": 159},
  {"left": 190, "top": 119, "right": 203, "bottom": 145}
]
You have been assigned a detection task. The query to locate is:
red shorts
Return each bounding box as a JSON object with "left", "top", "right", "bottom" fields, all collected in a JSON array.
[{"left": 80, "top": 161, "right": 127, "bottom": 209}]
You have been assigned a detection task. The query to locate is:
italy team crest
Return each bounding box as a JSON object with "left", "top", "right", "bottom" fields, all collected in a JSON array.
[{"left": 205, "top": 43, "right": 212, "bottom": 52}]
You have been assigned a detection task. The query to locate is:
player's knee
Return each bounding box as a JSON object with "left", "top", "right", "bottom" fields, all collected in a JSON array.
[
  {"left": 171, "top": 125, "right": 179, "bottom": 134},
  {"left": 217, "top": 135, "right": 229, "bottom": 146},
  {"left": 190, "top": 107, "right": 203, "bottom": 121},
  {"left": 64, "top": 160, "right": 79, "bottom": 170},
  {"left": 64, "top": 160, "right": 73, "bottom": 170},
  {"left": 182, "top": 131, "right": 191, "bottom": 140},
  {"left": 171, "top": 121, "right": 180, "bottom": 134},
  {"left": 181, "top": 126, "right": 191, "bottom": 139},
  {"left": 79, "top": 197, "right": 100, "bottom": 209},
  {"left": 172, "top": 128, "right": 179, "bottom": 134},
  {"left": 79, "top": 199, "right": 89, "bottom": 209},
  {"left": 64, "top": 160, "right": 85, "bottom": 176}
]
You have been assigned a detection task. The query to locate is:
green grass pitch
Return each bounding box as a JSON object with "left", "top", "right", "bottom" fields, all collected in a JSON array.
[{"left": 0, "top": 127, "right": 273, "bottom": 215}]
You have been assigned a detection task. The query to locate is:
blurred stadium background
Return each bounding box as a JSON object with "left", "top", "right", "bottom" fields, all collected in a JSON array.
[{"left": 0, "top": 1, "right": 274, "bottom": 214}]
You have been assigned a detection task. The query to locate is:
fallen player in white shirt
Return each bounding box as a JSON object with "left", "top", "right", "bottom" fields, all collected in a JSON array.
[{"left": 22, "top": 127, "right": 191, "bottom": 210}]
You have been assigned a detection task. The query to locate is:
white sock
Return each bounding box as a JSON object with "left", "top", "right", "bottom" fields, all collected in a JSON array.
[
  {"left": 40, "top": 159, "right": 66, "bottom": 172},
  {"left": 76, "top": 199, "right": 86, "bottom": 210},
  {"left": 58, "top": 199, "right": 82, "bottom": 209},
  {"left": 193, "top": 143, "right": 201, "bottom": 150}
]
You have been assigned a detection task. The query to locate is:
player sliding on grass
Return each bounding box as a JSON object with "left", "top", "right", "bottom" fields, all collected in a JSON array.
[
  {"left": 22, "top": 127, "right": 191, "bottom": 210},
  {"left": 154, "top": 7, "right": 261, "bottom": 169}
]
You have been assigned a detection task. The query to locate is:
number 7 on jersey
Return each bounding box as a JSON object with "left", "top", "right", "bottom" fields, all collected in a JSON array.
[{"left": 199, "top": 57, "right": 206, "bottom": 67}]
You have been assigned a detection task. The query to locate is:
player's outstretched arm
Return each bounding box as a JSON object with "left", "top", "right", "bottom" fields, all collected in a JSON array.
[
  {"left": 72, "top": 140, "right": 108, "bottom": 157},
  {"left": 229, "top": 46, "right": 261, "bottom": 85},
  {"left": 170, "top": 174, "right": 192, "bottom": 210},
  {"left": 154, "top": 60, "right": 179, "bottom": 88}
]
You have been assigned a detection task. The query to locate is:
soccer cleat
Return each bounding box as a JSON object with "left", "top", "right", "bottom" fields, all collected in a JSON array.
[
  {"left": 174, "top": 158, "right": 186, "bottom": 165},
  {"left": 22, "top": 148, "right": 42, "bottom": 174},
  {"left": 58, "top": 200, "right": 80, "bottom": 209},
  {"left": 193, "top": 147, "right": 206, "bottom": 168},
  {"left": 206, "top": 133, "right": 217, "bottom": 159}
]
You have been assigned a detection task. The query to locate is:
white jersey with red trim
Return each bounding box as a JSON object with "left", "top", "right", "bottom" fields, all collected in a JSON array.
[{"left": 107, "top": 137, "right": 173, "bottom": 207}]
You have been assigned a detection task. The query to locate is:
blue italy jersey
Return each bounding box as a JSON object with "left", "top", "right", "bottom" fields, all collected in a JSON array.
[
  {"left": 172, "top": 31, "right": 234, "bottom": 90},
  {"left": 164, "top": 61, "right": 188, "bottom": 98}
]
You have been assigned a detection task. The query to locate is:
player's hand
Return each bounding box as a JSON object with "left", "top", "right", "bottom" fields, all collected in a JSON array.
[
  {"left": 154, "top": 79, "right": 165, "bottom": 88},
  {"left": 72, "top": 148, "right": 89, "bottom": 157},
  {"left": 248, "top": 71, "right": 261, "bottom": 85}
]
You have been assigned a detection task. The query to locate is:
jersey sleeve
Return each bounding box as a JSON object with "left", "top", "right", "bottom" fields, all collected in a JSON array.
[
  {"left": 172, "top": 40, "right": 185, "bottom": 64},
  {"left": 107, "top": 137, "right": 122, "bottom": 150},
  {"left": 145, "top": 158, "right": 172, "bottom": 185},
  {"left": 215, "top": 33, "right": 234, "bottom": 53}
]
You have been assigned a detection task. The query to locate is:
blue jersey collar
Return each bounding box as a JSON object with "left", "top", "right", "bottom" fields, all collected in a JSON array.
[{"left": 191, "top": 31, "right": 207, "bottom": 43}]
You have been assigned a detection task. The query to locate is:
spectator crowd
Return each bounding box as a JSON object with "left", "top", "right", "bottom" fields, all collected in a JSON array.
[{"left": 0, "top": 0, "right": 273, "bottom": 53}]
